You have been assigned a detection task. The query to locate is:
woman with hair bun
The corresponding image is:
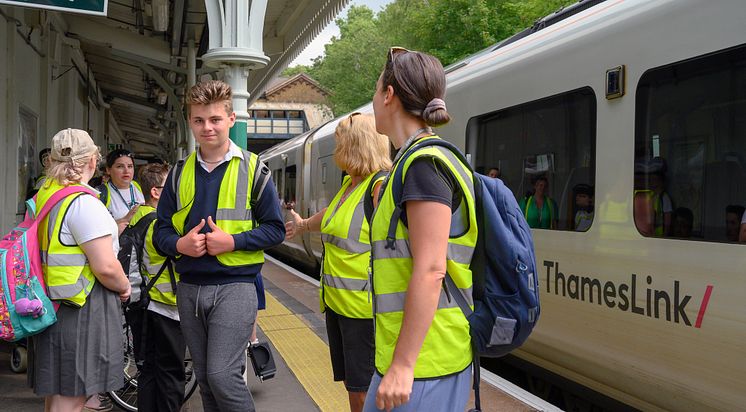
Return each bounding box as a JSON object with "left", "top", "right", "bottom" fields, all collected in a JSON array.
[{"left": 365, "top": 48, "right": 476, "bottom": 412}]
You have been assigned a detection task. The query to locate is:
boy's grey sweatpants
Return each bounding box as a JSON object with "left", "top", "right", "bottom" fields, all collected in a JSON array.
[{"left": 177, "top": 282, "right": 258, "bottom": 412}]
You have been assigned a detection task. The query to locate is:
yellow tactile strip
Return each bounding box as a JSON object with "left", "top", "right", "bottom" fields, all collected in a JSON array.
[{"left": 257, "top": 292, "right": 348, "bottom": 412}]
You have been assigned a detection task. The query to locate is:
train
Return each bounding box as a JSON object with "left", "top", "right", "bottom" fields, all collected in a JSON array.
[{"left": 260, "top": 0, "right": 746, "bottom": 410}]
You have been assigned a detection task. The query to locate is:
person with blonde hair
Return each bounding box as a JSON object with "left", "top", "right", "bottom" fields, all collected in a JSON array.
[
  {"left": 286, "top": 112, "right": 391, "bottom": 412},
  {"left": 30, "top": 129, "right": 131, "bottom": 412}
]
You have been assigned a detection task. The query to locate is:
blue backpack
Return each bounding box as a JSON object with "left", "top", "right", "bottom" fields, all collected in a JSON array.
[{"left": 388, "top": 138, "right": 540, "bottom": 411}]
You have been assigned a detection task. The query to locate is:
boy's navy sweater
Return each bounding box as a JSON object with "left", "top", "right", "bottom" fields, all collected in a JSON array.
[{"left": 154, "top": 159, "right": 285, "bottom": 285}]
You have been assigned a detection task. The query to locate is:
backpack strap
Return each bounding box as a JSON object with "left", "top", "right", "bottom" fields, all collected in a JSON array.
[
  {"left": 34, "top": 186, "right": 97, "bottom": 223},
  {"left": 248, "top": 153, "right": 271, "bottom": 228},
  {"left": 363, "top": 170, "right": 387, "bottom": 225},
  {"left": 141, "top": 257, "right": 175, "bottom": 298},
  {"left": 170, "top": 158, "right": 186, "bottom": 195},
  {"left": 130, "top": 211, "right": 157, "bottom": 269},
  {"left": 385, "top": 138, "right": 472, "bottom": 249}
]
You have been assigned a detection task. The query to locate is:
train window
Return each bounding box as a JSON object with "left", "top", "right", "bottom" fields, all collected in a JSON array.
[
  {"left": 284, "top": 165, "right": 297, "bottom": 206},
  {"left": 634, "top": 45, "right": 746, "bottom": 242},
  {"left": 469, "top": 87, "right": 596, "bottom": 231}
]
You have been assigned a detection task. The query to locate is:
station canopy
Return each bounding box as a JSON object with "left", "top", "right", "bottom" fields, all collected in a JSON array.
[{"left": 58, "top": 0, "right": 347, "bottom": 157}]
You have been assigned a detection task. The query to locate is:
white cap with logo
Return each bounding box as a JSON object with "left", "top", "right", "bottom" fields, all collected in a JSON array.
[{"left": 51, "top": 128, "right": 97, "bottom": 162}]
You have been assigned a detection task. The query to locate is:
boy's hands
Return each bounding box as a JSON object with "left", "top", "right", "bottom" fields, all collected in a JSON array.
[{"left": 206, "top": 216, "right": 235, "bottom": 255}]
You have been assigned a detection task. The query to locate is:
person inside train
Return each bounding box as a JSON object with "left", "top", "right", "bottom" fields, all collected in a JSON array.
[
  {"left": 364, "top": 47, "right": 475, "bottom": 412},
  {"left": 154, "top": 80, "right": 285, "bottom": 412},
  {"left": 740, "top": 208, "right": 746, "bottom": 243},
  {"left": 671, "top": 207, "right": 694, "bottom": 238},
  {"left": 30, "top": 129, "right": 130, "bottom": 412},
  {"left": 100, "top": 149, "right": 145, "bottom": 234},
  {"left": 285, "top": 112, "right": 391, "bottom": 412},
  {"left": 519, "top": 175, "right": 558, "bottom": 229},
  {"left": 633, "top": 157, "right": 673, "bottom": 237},
  {"left": 573, "top": 183, "right": 594, "bottom": 232},
  {"left": 487, "top": 167, "right": 501, "bottom": 179},
  {"left": 725, "top": 204, "right": 744, "bottom": 242}
]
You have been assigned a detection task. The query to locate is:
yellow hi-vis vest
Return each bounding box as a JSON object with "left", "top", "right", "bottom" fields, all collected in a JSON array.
[
  {"left": 101, "top": 181, "right": 143, "bottom": 208},
  {"left": 320, "top": 172, "right": 384, "bottom": 319},
  {"left": 37, "top": 181, "right": 96, "bottom": 307},
  {"left": 171, "top": 150, "right": 267, "bottom": 267},
  {"left": 131, "top": 206, "right": 179, "bottom": 306},
  {"left": 370, "top": 136, "right": 477, "bottom": 379}
]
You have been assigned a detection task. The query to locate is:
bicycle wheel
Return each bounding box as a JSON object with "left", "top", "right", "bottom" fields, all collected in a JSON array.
[
  {"left": 109, "top": 319, "right": 199, "bottom": 410},
  {"left": 109, "top": 319, "right": 139, "bottom": 411}
]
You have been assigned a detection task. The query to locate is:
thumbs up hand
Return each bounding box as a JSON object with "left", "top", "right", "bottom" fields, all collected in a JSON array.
[
  {"left": 176, "top": 219, "right": 207, "bottom": 257},
  {"left": 205, "top": 216, "right": 235, "bottom": 256}
]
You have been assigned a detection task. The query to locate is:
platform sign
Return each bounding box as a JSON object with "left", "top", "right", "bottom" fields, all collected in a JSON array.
[{"left": 0, "top": 0, "right": 108, "bottom": 16}]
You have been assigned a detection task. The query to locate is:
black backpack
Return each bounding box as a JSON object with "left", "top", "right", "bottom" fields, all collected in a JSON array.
[{"left": 117, "top": 212, "right": 157, "bottom": 308}]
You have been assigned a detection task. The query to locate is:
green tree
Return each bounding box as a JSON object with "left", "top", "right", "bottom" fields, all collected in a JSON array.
[
  {"left": 302, "top": 0, "right": 578, "bottom": 115},
  {"left": 281, "top": 65, "right": 311, "bottom": 77}
]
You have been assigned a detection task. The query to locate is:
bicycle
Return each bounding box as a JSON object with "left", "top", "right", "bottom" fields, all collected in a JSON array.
[{"left": 108, "top": 314, "right": 198, "bottom": 411}]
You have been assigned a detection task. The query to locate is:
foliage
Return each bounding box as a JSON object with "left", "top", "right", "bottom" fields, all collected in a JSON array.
[
  {"left": 298, "top": 0, "right": 578, "bottom": 115},
  {"left": 281, "top": 65, "right": 311, "bottom": 77}
]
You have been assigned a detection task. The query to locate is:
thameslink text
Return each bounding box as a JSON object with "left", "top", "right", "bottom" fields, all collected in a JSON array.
[{"left": 543, "top": 261, "right": 714, "bottom": 327}]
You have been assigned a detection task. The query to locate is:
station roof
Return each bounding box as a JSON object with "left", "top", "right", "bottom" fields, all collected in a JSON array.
[{"left": 58, "top": 0, "right": 348, "bottom": 158}]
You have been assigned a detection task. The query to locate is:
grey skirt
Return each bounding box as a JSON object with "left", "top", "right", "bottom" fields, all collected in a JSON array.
[{"left": 28, "top": 281, "right": 124, "bottom": 397}]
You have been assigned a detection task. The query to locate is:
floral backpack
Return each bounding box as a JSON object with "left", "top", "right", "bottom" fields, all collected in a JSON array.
[{"left": 0, "top": 186, "right": 94, "bottom": 341}]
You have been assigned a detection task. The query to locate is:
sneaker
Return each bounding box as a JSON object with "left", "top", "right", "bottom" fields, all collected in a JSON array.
[{"left": 83, "top": 394, "right": 113, "bottom": 412}]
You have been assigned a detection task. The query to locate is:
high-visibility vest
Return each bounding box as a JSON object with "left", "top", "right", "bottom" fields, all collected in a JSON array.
[
  {"left": 37, "top": 181, "right": 96, "bottom": 307},
  {"left": 133, "top": 205, "right": 179, "bottom": 305},
  {"left": 370, "top": 136, "right": 476, "bottom": 379},
  {"left": 100, "top": 181, "right": 143, "bottom": 209},
  {"left": 171, "top": 150, "right": 265, "bottom": 267},
  {"left": 320, "top": 172, "right": 382, "bottom": 319},
  {"left": 634, "top": 189, "right": 666, "bottom": 236}
]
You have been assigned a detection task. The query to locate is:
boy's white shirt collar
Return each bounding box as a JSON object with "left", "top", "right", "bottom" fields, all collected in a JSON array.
[{"left": 196, "top": 140, "right": 244, "bottom": 170}]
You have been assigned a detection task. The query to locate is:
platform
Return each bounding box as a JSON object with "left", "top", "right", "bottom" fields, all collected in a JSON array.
[{"left": 0, "top": 257, "right": 559, "bottom": 411}]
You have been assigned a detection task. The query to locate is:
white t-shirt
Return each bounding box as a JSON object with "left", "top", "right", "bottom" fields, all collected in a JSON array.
[
  {"left": 61, "top": 193, "right": 119, "bottom": 254},
  {"left": 660, "top": 193, "right": 673, "bottom": 213},
  {"left": 741, "top": 210, "right": 746, "bottom": 225},
  {"left": 106, "top": 182, "right": 145, "bottom": 220}
]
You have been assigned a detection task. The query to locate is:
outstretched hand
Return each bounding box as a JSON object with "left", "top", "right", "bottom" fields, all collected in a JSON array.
[
  {"left": 284, "top": 209, "right": 305, "bottom": 240},
  {"left": 176, "top": 219, "right": 206, "bottom": 257},
  {"left": 206, "top": 216, "right": 235, "bottom": 256}
]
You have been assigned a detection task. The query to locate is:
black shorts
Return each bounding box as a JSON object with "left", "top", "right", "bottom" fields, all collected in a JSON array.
[{"left": 325, "top": 309, "right": 375, "bottom": 392}]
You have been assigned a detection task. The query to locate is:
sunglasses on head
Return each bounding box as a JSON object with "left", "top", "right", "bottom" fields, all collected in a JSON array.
[
  {"left": 347, "top": 112, "right": 362, "bottom": 125},
  {"left": 388, "top": 46, "right": 410, "bottom": 65}
]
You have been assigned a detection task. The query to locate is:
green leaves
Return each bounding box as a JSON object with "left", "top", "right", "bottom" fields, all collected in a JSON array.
[{"left": 304, "top": 0, "right": 577, "bottom": 116}]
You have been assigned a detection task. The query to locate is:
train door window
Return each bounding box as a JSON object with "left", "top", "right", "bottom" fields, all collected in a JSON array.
[
  {"left": 273, "top": 168, "right": 284, "bottom": 205},
  {"left": 634, "top": 44, "right": 746, "bottom": 242},
  {"left": 284, "top": 165, "right": 297, "bottom": 207},
  {"left": 468, "top": 87, "right": 597, "bottom": 231}
]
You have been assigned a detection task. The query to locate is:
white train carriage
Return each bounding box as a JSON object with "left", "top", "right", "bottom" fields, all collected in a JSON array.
[{"left": 262, "top": 1, "right": 746, "bottom": 410}]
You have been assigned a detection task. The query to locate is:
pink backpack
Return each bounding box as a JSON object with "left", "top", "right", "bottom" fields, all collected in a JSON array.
[{"left": 0, "top": 186, "right": 95, "bottom": 341}]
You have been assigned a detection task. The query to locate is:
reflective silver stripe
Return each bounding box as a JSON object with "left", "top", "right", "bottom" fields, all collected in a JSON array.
[
  {"left": 346, "top": 199, "right": 366, "bottom": 243},
  {"left": 322, "top": 233, "right": 370, "bottom": 254},
  {"left": 447, "top": 243, "right": 475, "bottom": 265},
  {"left": 216, "top": 208, "right": 253, "bottom": 221},
  {"left": 375, "top": 286, "right": 474, "bottom": 313},
  {"left": 372, "top": 240, "right": 473, "bottom": 264},
  {"left": 146, "top": 264, "right": 164, "bottom": 274},
  {"left": 45, "top": 253, "right": 87, "bottom": 266},
  {"left": 48, "top": 275, "right": 91, "bottom": 300},
  {"left": 372, "top": 239, "right": 411, "bottom": 259},
  {"left": 174, "top": 160, "right": 184, "bottom": 210},
  {"left": 322, "top": 273, "right": 368, "bottom": 291},
  {"left": 155, "top": 282, "right": 174, "bottom": 294},
  {"left": 234, "top": 154, "right": 250, "bottom": 211}
]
